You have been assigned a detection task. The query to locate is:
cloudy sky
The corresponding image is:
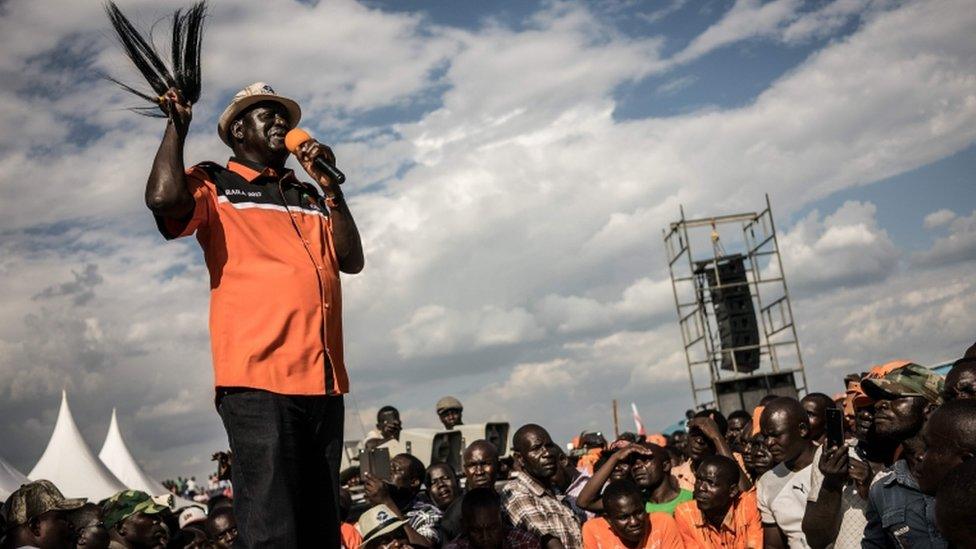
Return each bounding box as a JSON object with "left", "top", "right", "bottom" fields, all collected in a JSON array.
[{"left": 1, "top": 0, "right": 974, "bottom": 481}]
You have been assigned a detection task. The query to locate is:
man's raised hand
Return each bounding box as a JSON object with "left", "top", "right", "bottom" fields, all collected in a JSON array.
[{"left": 160, "top": 87, "right": 192, "bottom": 139}]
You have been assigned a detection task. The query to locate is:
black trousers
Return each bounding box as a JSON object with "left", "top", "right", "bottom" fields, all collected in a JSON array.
[{"left": 218, "top": 390, "right": 344, "bottom": 548}]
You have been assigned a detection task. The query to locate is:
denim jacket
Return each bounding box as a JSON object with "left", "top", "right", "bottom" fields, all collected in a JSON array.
[{"left": 862, "top": 460, "right": 947, "bottom": 549}]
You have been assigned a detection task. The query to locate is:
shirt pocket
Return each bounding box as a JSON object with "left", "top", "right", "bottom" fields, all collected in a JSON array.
[{"left": 880, "top": 508, "right": 911, "bottom": 549}]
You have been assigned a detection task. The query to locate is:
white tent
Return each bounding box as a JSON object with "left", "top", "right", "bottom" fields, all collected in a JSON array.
[
  {"left": 29, "top": 391, "right": 126, "bottom": 500},
  {"left": 0, "top": 456, "right": 29, "bottom": 501},
  {"left": 98, "top": 408, "right": 168, "bottom": 496}
]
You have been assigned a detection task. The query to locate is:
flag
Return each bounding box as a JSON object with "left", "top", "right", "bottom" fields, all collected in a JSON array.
[{"left": 631, "top": 402, "right": 646, "bottom": 436}]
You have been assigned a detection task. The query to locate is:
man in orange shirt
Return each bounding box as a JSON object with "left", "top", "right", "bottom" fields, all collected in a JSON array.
[
  {"left": 674, "top": 455, "right": 762, "bottom": 549},
  {"left": 582, "top": 480, "right": 684, "bottom": 548},
  {"left": 147, "top": 83, "right": 364, "bottom": 547}
]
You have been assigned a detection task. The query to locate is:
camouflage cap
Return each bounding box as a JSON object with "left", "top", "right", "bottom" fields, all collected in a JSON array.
[
  {"left": 862, "top": 362, "right": 945, "bottom": 405},
  {"left": 1, "top": 480, "right": 86, "bottom": 526},
  {"left": 101, "top": 490, "right": 170, "bottom": 529}
]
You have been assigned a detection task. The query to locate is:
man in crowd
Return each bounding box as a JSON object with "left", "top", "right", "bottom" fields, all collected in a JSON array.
[
  {"left": 943, "top": 357, "right": 976, "bottom": 401},
  {"left": 861, "top": 362, "right": 945, "bottom": 548},
  {"left": 580, "top": 480, "right": 683, "bottom": 548},
  {"left": 577, "top": 443, "right": 691, "bottom": 516},
  {"left": 364, "top": 453, "right": 442, "bottom": 547},
  {"left": 358, "top": 504, "right": 412, "bottom": 549},
  {"left": 148, "top": 82, "right": 364, "bottom": 546},
  {"left": 801, "top": 431, "right": 872, "bottom": 549},
  {"left": 0, "top": 480, "right": 83, "bottom": 549},
  {"left": 437, "top": 397, "right": 464, "bottom": 430},
  {"left": 464, "top": 440, "right": 501, "bottom": 492},
  {"left": 501, "top": 424, "right": 583, "bottom": 548},
  {"left": 668, "top": 431, "right": 689, "bottom": 465},
  {"left": 102, "top": 490, "right": 171, "bottom": 549},
  {"left": 934, "top": 460, "right": 976, "bottom": 549},
  {"left": 741, "top": 434, "right": 774, "bottom": 483},
  {"left": 757, "top": 397, "right": 818, "bottom": 548},
  {"left": 205, "top": 507, "right": 238, "bottom": 548},
  {"left": 427, "top": 463, "right": 463, "bottom": 542},
  {"left": 726, "top": 411, "right": 752, "bottom": 452},
  {"left": 673, "top": 455, "right": 763, "bottom": 548},
  {"left": 366, "top": 406, "right": 403, "bottom": 448},
  {"left": 915, "top": 399, "right": 976, "bottom": 495},
  {"left": 552, "top": 447, "right": 592, "bottom": 520},
  {"left": 69, "top": 503, "right": 109, "bottom": 549},
  {"left": 447, "top": 488, "right": 540, "bottom": 549},
  {"left": 800, "top": 393, "right": 836, "bottom": 446},
  {"left": 673, "top": 412, "right": 750, "bottom": 494}
]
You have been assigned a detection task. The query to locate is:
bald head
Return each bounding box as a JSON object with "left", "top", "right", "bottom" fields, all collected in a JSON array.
[
  {"left": 512, "top": 424, "right": 548, "bottom": 453},
  {"left": 761, "top": 397, "right": 812, "bottom": 465}
]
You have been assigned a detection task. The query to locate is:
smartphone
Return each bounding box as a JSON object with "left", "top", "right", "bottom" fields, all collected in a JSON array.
[
  {"left": 825, "top": 408, "right": 845, "bottom": 448},
  {"left": 360, "top": 447, "right": 391, "bottom": 481}
]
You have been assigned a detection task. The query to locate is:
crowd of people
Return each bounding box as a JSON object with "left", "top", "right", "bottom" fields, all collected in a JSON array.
[{"left": 2, "top": 348, "right": 975, "bottom": 548}]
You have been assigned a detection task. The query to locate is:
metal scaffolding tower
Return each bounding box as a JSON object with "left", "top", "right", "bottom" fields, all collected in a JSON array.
[{"left": 663, "top": 194, "right": 807, "bottom": 410}]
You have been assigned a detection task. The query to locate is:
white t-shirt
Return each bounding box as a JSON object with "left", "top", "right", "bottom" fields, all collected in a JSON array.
[
  {"left": 806, "top": 445, "right": 870, "bottom": 549},
  {"left": 757, "top": 450, "right": 816, "bottom": 549}
]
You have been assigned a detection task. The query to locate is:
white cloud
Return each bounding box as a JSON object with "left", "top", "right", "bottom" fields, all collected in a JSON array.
[
  {"left": 673, "top": 0, "right": 802, "bottom": 63},
  {"left": 914, "top": 209, "right": 976, "bottom": 267},
  {"left": 923, "top": 208, "right": 957, "bottom": 229},
  {"left": 393, "top": 305, "right": 545, "bottom": 358},
  {"left": 776, "top": 201, "right": 900, "bottom": 291}
]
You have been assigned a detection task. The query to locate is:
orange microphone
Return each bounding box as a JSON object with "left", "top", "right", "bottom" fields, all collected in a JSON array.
[{"left": 285, "top": 128, "right": 346, "bottom": 185}]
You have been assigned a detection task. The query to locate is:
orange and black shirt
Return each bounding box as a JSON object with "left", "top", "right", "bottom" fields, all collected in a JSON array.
[{"left": 156, "top": 157, "right": 348, "bottom": 396}]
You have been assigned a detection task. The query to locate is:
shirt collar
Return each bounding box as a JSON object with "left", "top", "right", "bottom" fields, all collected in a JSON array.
[
  {"left": 692, "top": 498, "right": 738, "bottom": 533},
  {"left": 513, "top": 471, "right": 552, "bottom": 497},
  {"left": 227, "top": 156, "right": 296, "bottom": 183},
  {"left": 882, "top": 460, "right": 920, "bottom": 490}
]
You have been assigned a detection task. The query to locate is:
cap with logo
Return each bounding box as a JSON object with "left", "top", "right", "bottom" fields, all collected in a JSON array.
[
  {"left": 1, "top": 480, "right": 86, "bottom": 526},
  {"left": 436, "top": 396, "right": 463, "bottom": 414},
  {"left": 861, "top": 361, "right": 945, "bottom": 405},
  {"left": 101, "top": 490, "right": 171, "bottom": 529},
  {"left": 217, "top": 82, "right": 301, "bottom": 146},
  {"left": 358, "top": 504, "right": 408, "bottom": 544},
  {"left": 178, "top": 505, "right": 207, "bottom": 529}
]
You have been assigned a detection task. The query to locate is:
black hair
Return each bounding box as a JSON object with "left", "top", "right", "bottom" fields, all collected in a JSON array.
[
  {"left": 727, "top": 410, "right": 752, "bottom": 423},
  {"left": 801, "top": 392, "right": 837, "bottom": 409},
  {"left": 512, "top": 424, "right": 547, "bottom": 453},
  {"left": 929, "top": 399, "right": 976, "bottom": 453},
  {"left": 694, "top": 409, "right": 728, "bottom": 436},
  {"left": 601, "top": 479, "right": 644, "bottom": 510},
  {"left": 104, "top": 1, "right": 206, "bottom": 116},
  {"left": 461, "top": 487, "right": 501, "bottom": 523},
  {"left": 698, "top": 454, "right": 741, "bottom": 486},
  {"left": 377, "top": 406, "right": 399, "bottom": 422},
  {"left": 204, "top": 507, "right": 235, "bottom": 538},
  {"left": 395, "top": 453, "right": 426, "bottom": 484},
  {"left": 425, "top": 462, "right": 457, "bottom": 488},
  {"left": 759, "top": 394, "right": 779, "bottom": 405}
]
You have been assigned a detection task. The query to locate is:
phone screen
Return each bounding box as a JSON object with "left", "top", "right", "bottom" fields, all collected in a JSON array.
[{"left": 825, "top": 407, "right": 845, "bottom": 447}]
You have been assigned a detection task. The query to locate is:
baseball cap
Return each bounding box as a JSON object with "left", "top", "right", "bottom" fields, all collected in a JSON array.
[
  {"left": 358, "top": 504, "right": 408, "bottom": 544},
  {"left": 436, "top": 396, "right": 463, "bottom": 413},
  {"left": 102, "top": 490, "right": 171, "bottom": 529},
  {"left": 217, "top": 82, "right": 301, "bottom": 146},
  {"left": 178, "top": 505, "right": 207, "bottom": 529},
  {"left": 862, "top": 361, "right": 945, "bottom": 404},
  {"left": 1, "top": 480, "right": 86, "bottom": 526}
]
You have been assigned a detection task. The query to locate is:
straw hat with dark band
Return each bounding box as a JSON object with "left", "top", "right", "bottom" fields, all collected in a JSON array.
[{"left": 217, "top": 82, "right": 301, "bottom": 146}]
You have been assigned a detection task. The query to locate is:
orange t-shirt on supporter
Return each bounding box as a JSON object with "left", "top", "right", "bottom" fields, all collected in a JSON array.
[
  {"left": 673, "top": 491, "right": 763, "bottom": 549},
  {"left": 582, "top": 513, "right": 684, "bottom": 549},
  {"left": 340, "top": 522, "right": 362, "bottom": 549}
]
